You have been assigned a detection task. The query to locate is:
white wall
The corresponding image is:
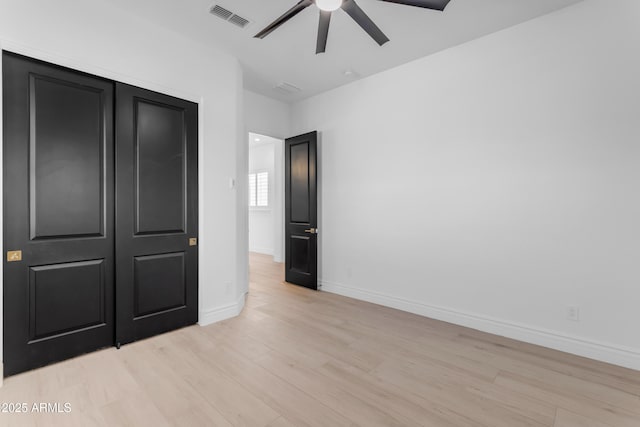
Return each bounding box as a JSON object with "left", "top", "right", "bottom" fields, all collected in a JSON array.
[
  {"left": 244, "top": 90, "right": 291, "bottom": 140},
  {"left": 291, "top": 0, "right": 640, "bottom": 370},
  {"left": 249, "top": 143, "right": 276, "bottom": 255},
  {"left": 0, "top": 0, "right": 246, "bottom": 367}
]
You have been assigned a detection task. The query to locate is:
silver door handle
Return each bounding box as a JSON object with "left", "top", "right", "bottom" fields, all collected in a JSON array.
[{"left": 304, "top": 228, "right": 318, "bottom": 234}]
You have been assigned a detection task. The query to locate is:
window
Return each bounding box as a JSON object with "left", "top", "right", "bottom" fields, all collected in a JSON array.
[{"left": 249, "top": 171, "right": 269, "bottom": 207}]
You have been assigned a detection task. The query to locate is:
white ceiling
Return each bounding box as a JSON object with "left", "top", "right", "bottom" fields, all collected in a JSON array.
[{"left": 105, "top": 0, "right": 584, "bottom": 103}]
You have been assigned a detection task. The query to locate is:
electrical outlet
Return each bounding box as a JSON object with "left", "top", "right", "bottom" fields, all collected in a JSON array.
[{"left": 567, "top": 306, "right": 580, "bottom": 321}]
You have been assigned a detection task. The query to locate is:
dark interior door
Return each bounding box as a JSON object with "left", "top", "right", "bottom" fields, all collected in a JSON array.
[
  {"left": 285, "top": 131, "right": 318, "bottom": 289},
  {"left": 115, "top": 83, "right": 198, "bottom": 346},
  {"left": 3, "top": 52, "right": 115, "bottom": 376}
]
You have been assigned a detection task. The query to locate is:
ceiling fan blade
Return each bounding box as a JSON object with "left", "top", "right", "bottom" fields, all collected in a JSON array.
[
  {"left": 378, "top": 0, "right": 451, "bottom": 11},
  {"left": 341, "top": 0, "right": 389, "bottom": 46},
  {"left": 254, "top": 0, "right": 313, "bottom": 39},
  {"left": 316, "top": 11, "right": 332, "bottom": 54}
]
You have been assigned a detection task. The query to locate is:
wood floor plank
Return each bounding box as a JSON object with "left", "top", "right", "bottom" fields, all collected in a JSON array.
[
  {"left": 98, "top": 391, "right": 170, "bottom": 427},
  {"left": 205, "top": 344, "right": 353, "bottom": 427},
  {"left": 455, "top": 332, "right": 640, "bottom": 397},
  {"left": 417, "top": 332, "right": 640, "bottom": 414},
  {"left": 371, "top": 359, "right": 549, "bottom": 427},
  {"left": 495, "top": 371, "right": 640, "bottom": 427},
  {"left": 254, "top": 349, "right": 409, "bottom": 427},
  {"left": 117, "top": 341, "right": 209, "bottom": 420},
  {"left": 168, "top": 402, "right": 234, "bottom": 427},
  {"left": 317, "top": 357, "right": 480, "bottom": 427},
  {"left": 266, "top": 417, "right": 299, "bottom": 427},
  {"left": 553, "top": 408, "right": 615, "bottom": 427}
]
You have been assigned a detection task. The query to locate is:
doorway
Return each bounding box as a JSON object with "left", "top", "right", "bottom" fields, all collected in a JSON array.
[
  {"left": 247, "top": 131, "right": 319, "bottom": 290},
  {"left": 248, "top": 133, "right": 284, "bottom": 264}
]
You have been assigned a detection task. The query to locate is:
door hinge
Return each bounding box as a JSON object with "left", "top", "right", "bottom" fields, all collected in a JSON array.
[{"left": 189, "top": 238, "right": 198, "bottom": 246}]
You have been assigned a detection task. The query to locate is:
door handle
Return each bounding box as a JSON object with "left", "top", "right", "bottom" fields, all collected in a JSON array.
[
  {"left": 304, "top": 228, "right": 318, "bottom": 234},
  {"left": 7, "top": 250, "right": 22, "bottom": 262}
]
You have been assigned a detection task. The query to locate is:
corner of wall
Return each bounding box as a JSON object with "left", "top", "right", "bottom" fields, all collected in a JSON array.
[
  {"left": 198, "top": 291, "right": 247, "bottom": 327},
  {"left": 236, "top": 64, "right": 249, "bottom": 299}
]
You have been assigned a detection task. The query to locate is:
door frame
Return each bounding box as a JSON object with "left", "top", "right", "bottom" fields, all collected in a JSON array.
[{"left": 0, "top": 39, "right": 204, "bottom": 378}]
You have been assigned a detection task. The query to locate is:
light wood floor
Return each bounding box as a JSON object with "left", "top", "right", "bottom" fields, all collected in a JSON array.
[{"left": 1, "top": 252, "right": 639, "bottom": 426}]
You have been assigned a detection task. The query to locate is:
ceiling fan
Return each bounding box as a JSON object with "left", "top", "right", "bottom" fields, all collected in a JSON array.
[{"left": 254, "top": 0, "right": 451, "bottom": 54}]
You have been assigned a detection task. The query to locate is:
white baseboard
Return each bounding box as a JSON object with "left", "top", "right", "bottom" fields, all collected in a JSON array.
[
  {"left": 198, "top": 293, "right": 247, "bottom": 327},
  {"left": 319, "top": 280, "right": 640, "bottom": 371},
  {"left": 249, "top": 246, "right": 274, "bottom": 256}
]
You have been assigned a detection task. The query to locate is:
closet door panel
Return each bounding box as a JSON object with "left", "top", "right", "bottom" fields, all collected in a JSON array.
[
  {"left": 115, "top": 83, "right": 198, "bottom": 346},
  {"left": 3, "top": 52, "right": 115, "bottom": 376}
]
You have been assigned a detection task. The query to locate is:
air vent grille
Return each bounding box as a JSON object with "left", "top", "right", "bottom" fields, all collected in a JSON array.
[
  {"left": 210, "top": 4, "right": 251, "bottom": 29},
  {"left": 274, "top": 82, "right": 302, "bottom": 95},
  {"left": 210, "top": 5, "right": 233, "bottom": 20},
  {"left": 228, "top": 14, "right": 250, "bottom": 28}
]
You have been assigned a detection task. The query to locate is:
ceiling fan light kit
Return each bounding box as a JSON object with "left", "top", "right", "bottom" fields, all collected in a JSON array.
[
  {"left": 316, "top": 0, "right": 343, "bottom": 12},
  {"left": 254, "top": 0, "right": 451, "bottom": 54}
]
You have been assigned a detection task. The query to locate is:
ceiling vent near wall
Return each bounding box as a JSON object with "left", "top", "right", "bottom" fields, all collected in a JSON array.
[
  {"left": 210, "top": 4, "right": 251, "bottom": 29},
  {"left": 273, "top": 82, "right": 302, "bottom": 95}
]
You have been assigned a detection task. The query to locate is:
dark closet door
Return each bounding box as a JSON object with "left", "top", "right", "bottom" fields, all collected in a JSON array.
[
  {"left": 3, "top": 52, "right": 115, "bottom": 376},
  {"left": 285, "top": 131, "right": 318, "bottom": 289},
  {"left": 115, "top": 83, "right": 198, "bottom": 346}
]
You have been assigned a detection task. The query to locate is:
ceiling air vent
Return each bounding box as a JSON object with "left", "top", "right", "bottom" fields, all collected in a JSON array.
[
  {"left": 273, "top": 82, "right": 302, "bottom": 95},
  {"left": 228, "top": 14, "right": 250, "bottom": 29},
  {"left": 210, "top": 5, "right": 233, "bottom": 20},
  {"left": 210, "top": 4, "right": 251, "bottom": 29}
]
